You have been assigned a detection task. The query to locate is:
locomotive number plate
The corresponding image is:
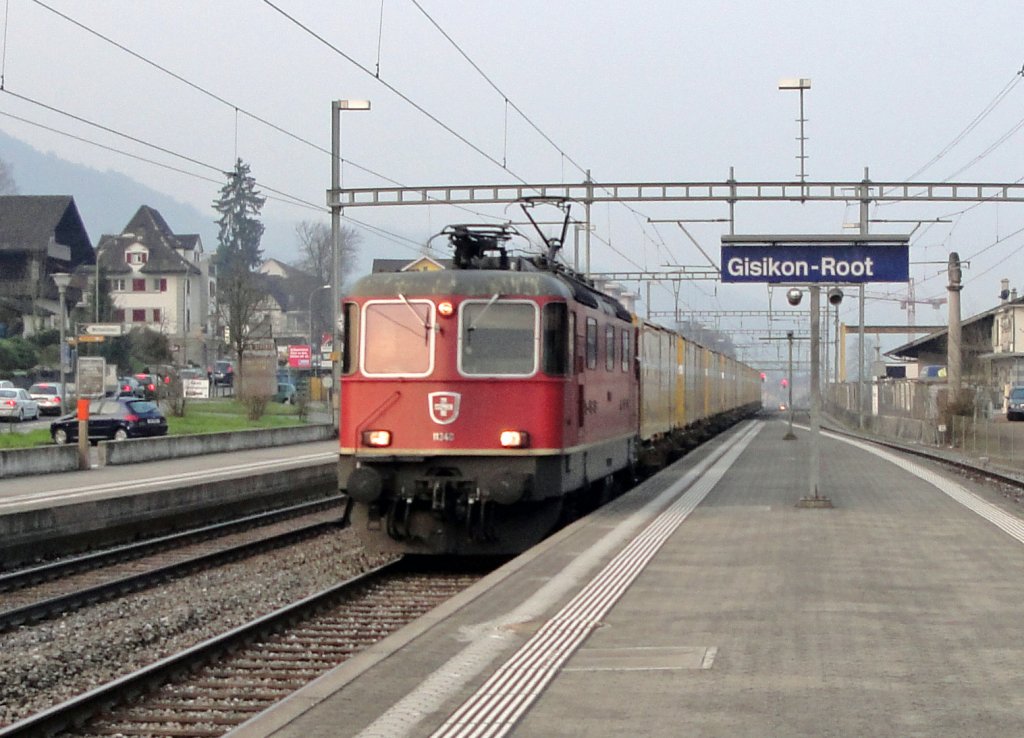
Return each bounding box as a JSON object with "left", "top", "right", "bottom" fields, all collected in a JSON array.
[{"left": 432, "top": 431, "right": 455, "bottom": 442}]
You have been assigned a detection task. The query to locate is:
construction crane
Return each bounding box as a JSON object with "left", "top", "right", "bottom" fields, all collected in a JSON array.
[{"left": 864, "top": 277, "right": 946, "bottom": 329}]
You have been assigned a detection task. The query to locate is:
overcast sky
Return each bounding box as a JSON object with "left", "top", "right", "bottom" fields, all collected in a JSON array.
[{"left": 2, "top": 0, "right": 1023, "bottom": 365}]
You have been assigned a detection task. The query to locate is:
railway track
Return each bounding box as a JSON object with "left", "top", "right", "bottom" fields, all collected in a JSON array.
[
  {"left": 1, "top": 560, "right": 485, "bottom": 738},
  {"left": 0, "top": 498, "right": 347, "bottom": 632}
]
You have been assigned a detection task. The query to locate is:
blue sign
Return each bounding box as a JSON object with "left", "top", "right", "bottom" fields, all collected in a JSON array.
[{"left": 720, "top": 244, "right": 908, "bottom": 284}]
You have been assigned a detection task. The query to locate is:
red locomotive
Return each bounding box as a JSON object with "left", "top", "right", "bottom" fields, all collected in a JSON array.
[{"left": 339, "top": 224, "right": 759, "bottom": 555}]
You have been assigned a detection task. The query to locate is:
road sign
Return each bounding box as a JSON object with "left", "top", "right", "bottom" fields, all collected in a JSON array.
[
  {"left": 77, "top": 335, "right": 105, "bottom": 343},
  {"left": 720, "top": 234, "right": 909, "bottom": 284},
  {"left": 83, "top": 323, "right": 124, "bottom": 336}
]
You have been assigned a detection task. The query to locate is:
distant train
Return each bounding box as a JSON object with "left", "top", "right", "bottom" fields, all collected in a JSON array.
[{"left": 338, "top": 225, "right": 761, "bottom": 555}]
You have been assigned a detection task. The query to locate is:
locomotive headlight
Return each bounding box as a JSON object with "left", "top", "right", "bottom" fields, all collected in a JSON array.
[
  {"left": 438, "top": 301, "right": 454, "bottom": 317},
  {"left": 499, "top": 430, "right": 530, "bottom": 448},
  {"left": 362, "top": 430, "right": 392, "bottom": 447}
]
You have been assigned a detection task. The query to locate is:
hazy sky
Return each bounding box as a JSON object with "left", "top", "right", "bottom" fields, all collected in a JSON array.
[{"left": 2, "top": 0, "right": 1023, "bottom": 365}]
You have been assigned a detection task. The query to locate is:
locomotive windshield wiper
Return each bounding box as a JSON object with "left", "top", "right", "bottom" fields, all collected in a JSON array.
[
  {"left": 398, "top": 293, "right": 432, "bottom": 341},
  {"left": 467, "top": 293, "right": 501, "bottom": 337}
]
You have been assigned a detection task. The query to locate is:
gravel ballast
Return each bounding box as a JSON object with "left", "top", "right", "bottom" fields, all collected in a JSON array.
[{"left": 0, "top": 529, "right": 393, "bottom": 727}]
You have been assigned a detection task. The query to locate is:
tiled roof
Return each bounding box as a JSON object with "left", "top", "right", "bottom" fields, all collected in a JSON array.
[{"left": 97, "top": 205, "right": 201, "bottom": 276}]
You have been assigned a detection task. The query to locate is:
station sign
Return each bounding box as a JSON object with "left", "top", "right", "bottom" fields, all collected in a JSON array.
[{"left": 720, "top": 234, "right": 909, "bottom": 284}]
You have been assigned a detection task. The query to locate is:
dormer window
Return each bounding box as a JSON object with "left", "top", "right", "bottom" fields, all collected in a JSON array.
[{"left": 125, "top": 250, "right": 148, "bottom": 265}]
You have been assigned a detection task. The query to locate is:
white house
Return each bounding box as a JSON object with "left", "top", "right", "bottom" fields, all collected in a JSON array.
[{"left": 97, "top": 206, "right": 215, "bottom": 366}]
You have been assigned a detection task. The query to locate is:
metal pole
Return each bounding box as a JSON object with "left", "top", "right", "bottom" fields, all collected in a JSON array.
[
  {"left": 858, "top": 167, "right": 870, "bottom": 429},
  {"left": 809, "top": 286, "right": 821, "bottom": 497},
  {"left": 330, "top": 101, "right": 342, "bottom": 430},
  {"left": 57, "top": 283, "right": 67, "bottom": 410},
  {"left": 799, "top": 286, "right": 831, "bottom": 506},
  {"left": 834, "top": 307, "right": 840, "bottom": 384},
  {"left": 785, "top": 331, "right": 796, "bottom": 440},
  {"left": 584, "top": 169, "right": 593, "bottom": 276}
]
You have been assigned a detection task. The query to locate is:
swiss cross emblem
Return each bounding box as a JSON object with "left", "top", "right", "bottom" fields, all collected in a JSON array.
[{"left": 428, "top": 392, "right": 461, "bottom": 425}]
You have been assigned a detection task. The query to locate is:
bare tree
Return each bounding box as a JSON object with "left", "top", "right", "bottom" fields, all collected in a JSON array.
[
  {"left": 216, "top": 263, "right": 267, "bottom": 374},
  {"left": 293, "top": 220, "right": 361, "bottom": 286},
  {"left": 0, "top": 158, "right": 18, "bottom": 195}
]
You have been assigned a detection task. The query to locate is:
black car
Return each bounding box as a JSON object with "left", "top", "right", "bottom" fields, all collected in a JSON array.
[
  {"left": 50, "top": 397, "right": 168, "bottom": 445},
  {"left": 211, "top": 360, "right": 234, "bottom": 386}
]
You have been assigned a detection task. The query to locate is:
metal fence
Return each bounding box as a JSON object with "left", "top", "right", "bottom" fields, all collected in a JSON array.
[{"left": 825, "top": 379, "right": 1024, "bottom": 473}]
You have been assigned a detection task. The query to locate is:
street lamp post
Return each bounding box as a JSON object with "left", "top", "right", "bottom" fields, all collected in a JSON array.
[
  {"left": 309, "top": 283, "right": 330, "bottom": 378},
  {"left": 51, "top": 272, "right": 72, "bottom": 411},
  {"left": 330, "top": 99, "right": 371, "bottom": 430}
]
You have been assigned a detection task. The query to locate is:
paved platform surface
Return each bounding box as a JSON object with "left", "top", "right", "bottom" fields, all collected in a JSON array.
[{"left": 230, "top": 418, "right": 1024, "bottom": 737}]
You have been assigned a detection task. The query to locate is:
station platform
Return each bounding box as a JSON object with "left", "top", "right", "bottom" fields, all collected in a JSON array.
[
  {"left": 0, "top": 441, "right": 337, "bottom": 565},
  {"left": 229, "top": 418, "right": 1024, "bottom": 737}
]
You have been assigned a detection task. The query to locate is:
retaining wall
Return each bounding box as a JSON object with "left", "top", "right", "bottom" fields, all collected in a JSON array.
[{"left": 97, "top": 424, "right": 336, "bottom": 466}]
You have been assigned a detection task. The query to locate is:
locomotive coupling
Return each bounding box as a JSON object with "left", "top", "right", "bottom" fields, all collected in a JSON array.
[{"left": 480, "top": 471, "right": 532, "bottom": 505}]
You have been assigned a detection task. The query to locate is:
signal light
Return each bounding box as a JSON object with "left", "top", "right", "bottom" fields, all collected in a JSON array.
[
  {"left": 781, "top": 378, "right": 789, "bottom": 388},
  {"left": 760, "top": 372, "right": 767, "bottom": 382},
  {"left": 362, "top": 430, "right": 392, "bottom": 447}
]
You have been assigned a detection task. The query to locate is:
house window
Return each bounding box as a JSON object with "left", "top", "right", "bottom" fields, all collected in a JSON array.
[
  {"left": 110, "top": 279, "right": 125, "bottom": 291},
  {"left": 152, "top": 308, "right": 161, "bottom": 323},
  {"left": 132, "top": 309, "right": 145, "bottom": 322},
  {"left": 156, "top": 278, "right": 167, "bottom": 292},
  {"left": 114, "top": 309, "right": 125, "bottom": 322},
  {"left": 132, "top": 279, "right": 145, "bottom": 292},
  {"left": 125, "top": 251, "right": 148, "bottom": 265}
]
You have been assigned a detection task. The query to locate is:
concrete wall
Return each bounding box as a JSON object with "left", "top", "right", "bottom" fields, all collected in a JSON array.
[
  {"left": 0, "top": 444, "right": 81, "bottom": 478},
  {"left": 98, "top": 423, "right": 336, "bottom": 466}
]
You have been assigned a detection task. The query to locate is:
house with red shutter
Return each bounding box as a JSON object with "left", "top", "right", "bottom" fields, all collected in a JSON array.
[{"left": 96, "top": 206, "right": 215, "bottom": 367}]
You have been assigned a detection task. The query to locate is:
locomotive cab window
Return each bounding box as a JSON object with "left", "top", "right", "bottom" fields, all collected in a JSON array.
[
  {"left": 459, "top": 299, "right": 537, "bottom": 376},
  {"left": 361, "top": 299, "right": 435, "bottom": 376}
]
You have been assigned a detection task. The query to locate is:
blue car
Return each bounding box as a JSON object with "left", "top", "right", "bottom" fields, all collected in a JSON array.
[{"left": 51, "top": 397, "right": 168, "bottom": 444}]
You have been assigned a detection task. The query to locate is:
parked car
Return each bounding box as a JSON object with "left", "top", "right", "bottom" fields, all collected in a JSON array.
[
  {"left": 28, "top": 382, "right": 66, "bottom": 416},
  {"left": 115, "top": 376, "right": 146, "bottom": 398},
  {"left": 0, "top": 388, "right": 40, "bottom": 421},
  {"left": 50, "top": 397, "right": 168, "bottom": 445},
  {"left": 273, "top": 382, "right": 297, "bottom": 404},
  {"left": 1007, "top": 386, "right": 1024, "bottom": 421},
  {"left": 0, "top": 379, "right": 14, "bottom": 389},
  {"left": 179, "top": 367, "right": 205, "bottom": 381},
  {"left": 211, "top": 360, "right": 234, "bottom": 387}
]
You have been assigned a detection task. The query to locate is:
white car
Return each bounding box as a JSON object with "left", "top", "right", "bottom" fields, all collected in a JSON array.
[
  {"left": 28, "top": 382, "right": 67, "bottom": 416},
  {"left": 0, "top": 387, "right": 40, "bottom": 421}
]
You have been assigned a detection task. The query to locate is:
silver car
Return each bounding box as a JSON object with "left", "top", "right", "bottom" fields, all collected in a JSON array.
[
  {"left": 28, "top": 382, "right": 67, "bottom": 416},
  {"left": 0, "top": 387, "right": 40, "bottom": 421}
]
